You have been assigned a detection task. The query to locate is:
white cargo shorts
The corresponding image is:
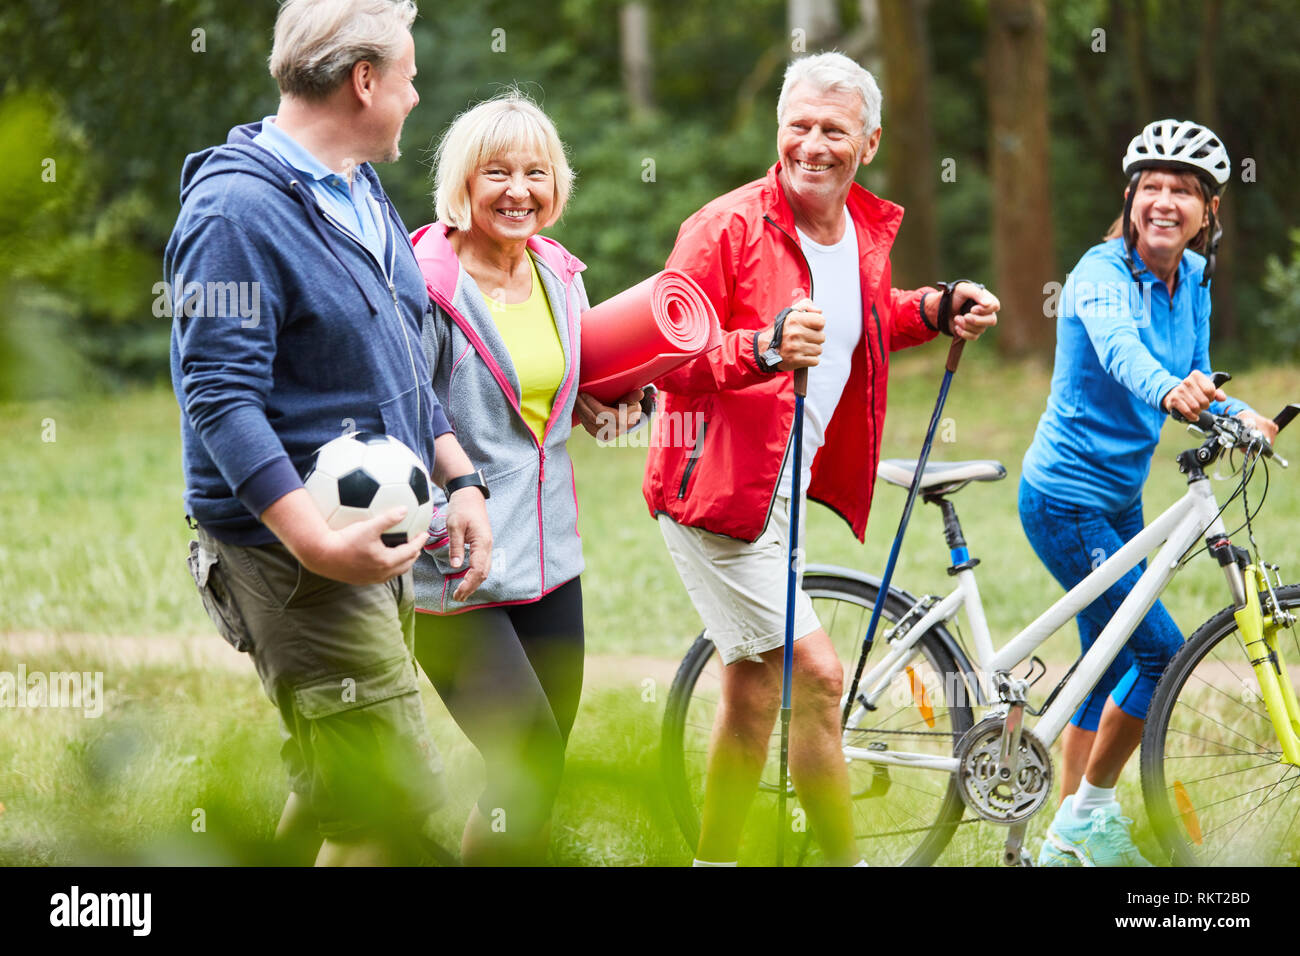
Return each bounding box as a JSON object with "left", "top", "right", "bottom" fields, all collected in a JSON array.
[{"left": 658, "top": 496, "right": 820, "bottom": 665}]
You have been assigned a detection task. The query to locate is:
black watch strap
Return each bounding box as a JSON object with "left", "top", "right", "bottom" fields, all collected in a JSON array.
[{"left": 444, "top": 468, "right": 490, "bottom": 500}]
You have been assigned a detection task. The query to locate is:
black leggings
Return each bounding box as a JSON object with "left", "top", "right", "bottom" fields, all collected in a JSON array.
[{"left": 412, "top": 578, "right": 584, "bottom": 839}]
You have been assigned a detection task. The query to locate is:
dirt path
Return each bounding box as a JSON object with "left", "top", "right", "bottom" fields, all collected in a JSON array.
[
  {"left": 11, "top": 631, "right": 1281, "bottom": 698},
  {"left": 2, "top": 631, "right": 684, "bottom": 688}
]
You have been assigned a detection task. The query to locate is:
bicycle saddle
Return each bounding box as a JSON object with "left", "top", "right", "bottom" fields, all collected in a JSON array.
[{"left": 876, "top": 459, "right": 1007, "bottom": 493}]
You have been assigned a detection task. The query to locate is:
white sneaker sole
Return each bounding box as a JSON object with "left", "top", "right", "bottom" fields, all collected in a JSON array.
[{"left": 1044, "top": 829, "right": 1096, "bottom": 867}]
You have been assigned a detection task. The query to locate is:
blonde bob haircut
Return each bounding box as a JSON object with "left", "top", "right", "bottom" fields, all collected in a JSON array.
[{"left": 433, "top": 92, "right": 573, "bottom": 231}]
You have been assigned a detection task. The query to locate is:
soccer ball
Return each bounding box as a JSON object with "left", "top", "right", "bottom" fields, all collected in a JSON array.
[{"left": 304, "top": 432, "right": 433, "bottom": 547}]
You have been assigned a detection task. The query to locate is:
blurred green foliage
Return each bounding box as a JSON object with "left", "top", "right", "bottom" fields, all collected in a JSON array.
[
  {"left": 1, "top": 0, "right": 1298, "bottom": 396},
  {"left": 1260, "top": 229, "right": 1300, "bottom": 362}
]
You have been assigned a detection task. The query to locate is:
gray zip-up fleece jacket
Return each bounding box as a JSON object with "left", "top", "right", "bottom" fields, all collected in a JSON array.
[{"left": 411, "top": 222, "right": 588, "bottom": 613}]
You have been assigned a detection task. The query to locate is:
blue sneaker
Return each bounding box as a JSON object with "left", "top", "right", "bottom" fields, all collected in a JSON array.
[{"left": 1038, "top": 796, "right": 1154, "bottom": 867}]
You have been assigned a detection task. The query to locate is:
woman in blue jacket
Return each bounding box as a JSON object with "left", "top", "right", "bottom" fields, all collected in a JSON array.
[
  {"left": 1019, "top": 120, "right": 1278, "bottom": 866},
  {"left": 410, "top": 93, "right": 643, "bottom": 865}
]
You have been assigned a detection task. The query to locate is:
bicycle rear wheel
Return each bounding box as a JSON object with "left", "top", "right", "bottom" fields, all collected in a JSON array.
[
  {"left": 660, "top": 573, "right": 975, "bottom": 865},
  {"left": 1141, "top": 583, "right": 1300, "bottom": 865}
]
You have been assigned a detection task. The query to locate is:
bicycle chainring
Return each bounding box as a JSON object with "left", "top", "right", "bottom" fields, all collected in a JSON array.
[{"left": 954, "top": 716, "right": 1053, "bottom": 824}]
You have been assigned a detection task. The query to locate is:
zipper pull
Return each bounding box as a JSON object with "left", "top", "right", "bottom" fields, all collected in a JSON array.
[
  {"left": 539, "top": 448, "right": 546, "bottom": 483},
  {"left": 387, "top": 280, "right": 398, "bottom": 306}
]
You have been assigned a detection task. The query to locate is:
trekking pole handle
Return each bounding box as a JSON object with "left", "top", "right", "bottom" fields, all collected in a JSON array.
[
  {"left": 946, "top": 337, "right": 965, "bottom": 374},
  {"left": 944, "top": 301, "right": 977, "bottom": 373},
  {"left": 794, "top": 367, "right": 808, "bottom": 398},
  {"left": 938, "top": 282, "right": 981, "bottom": 374}
]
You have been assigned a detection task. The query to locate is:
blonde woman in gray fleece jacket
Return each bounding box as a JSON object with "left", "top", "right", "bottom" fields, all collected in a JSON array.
[{"left": 410, "top": 93, "right": 643, "bottom": 865}]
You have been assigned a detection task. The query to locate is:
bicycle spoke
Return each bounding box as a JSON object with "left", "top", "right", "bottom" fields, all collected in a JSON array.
[
  {"left": 1276, "top": 789, "right": 1300, "bottom": 864},
  {"left": 684, "top": 721, "right": 718, "bottom": 733},
  {"left": 849, "top": 720, "right": 954, "bottom": 739},
  {"left": 1163, "top": 758, "right": 1283, "bottom": 788},
  {"left": 855, "top": 820, "right": 949, "bottom": 840},
  {"left": 1189, "top": 664, "right": 1272, "bottom": 725},
  {"left": 876, "top": 775, "right": 949, "bottom": 802},
  {"left": 1167, "top": 705, "right": 1272, "bottom": 754},
  {"left": 851, "top": 705, "right": 957, "bottom": 736},
  {"left": 1162, "top": 748, "right": 1282, "bottom": 759},
  {"left": 1161, "top": 727, "right": 1269, "bottom": 760},
  {"left": 1206, "top": 767, "right": 1300, "bottom": 863},
  {"left": 872, "top": 796, "right": 912, "bottom": 835},
  {"left": 1250, "top": 763, "right": 1300, "bottom": 862},
  {"left": 825, "top": 599, "right": 843, "bottom": 645},
  {"left": 1191, "top": 768, "right": 1300, "bottom": 824}
]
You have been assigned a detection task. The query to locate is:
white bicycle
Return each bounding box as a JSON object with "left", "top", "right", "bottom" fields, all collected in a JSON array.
[{"left": 662, "top": 401, "right": 1298, "bottom": 865}]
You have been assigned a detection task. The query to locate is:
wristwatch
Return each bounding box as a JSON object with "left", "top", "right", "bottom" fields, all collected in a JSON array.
[
  {"left": 444, "top": 469, "right": 490, "bottom": 500},
  {"left": 754, "top": 307, "right": 793, "bottom": 373}
]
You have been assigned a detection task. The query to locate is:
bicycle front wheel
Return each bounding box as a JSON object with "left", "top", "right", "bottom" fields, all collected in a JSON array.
[
  {"left": 1141, "top": 583, "right": 1300, "bottom": 865},
  {"left": 660, "top": 573, "right": 975, "bottom": 866}
]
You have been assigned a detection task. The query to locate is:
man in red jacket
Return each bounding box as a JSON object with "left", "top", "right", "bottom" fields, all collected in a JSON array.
[{"left": 644, "top": 52, "right": 999, "bottom": 866}]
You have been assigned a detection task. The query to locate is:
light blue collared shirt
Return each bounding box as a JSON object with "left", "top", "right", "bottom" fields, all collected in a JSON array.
[{"left": 252, "top": 116, "right": 386, "bottom": 264}]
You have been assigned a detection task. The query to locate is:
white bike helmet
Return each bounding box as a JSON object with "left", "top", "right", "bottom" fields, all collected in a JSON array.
[
  {"left": 1120, "top": 119, "right": 1229, "bottom": 286},
  {"left": 1122, "top": 119, "right": 1231, "bottom": 187}
]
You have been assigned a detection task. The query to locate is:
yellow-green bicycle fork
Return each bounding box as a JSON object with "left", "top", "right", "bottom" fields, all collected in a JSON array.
[{"left": 1236, "top": 564, "right": 1300, "bottom": 765}]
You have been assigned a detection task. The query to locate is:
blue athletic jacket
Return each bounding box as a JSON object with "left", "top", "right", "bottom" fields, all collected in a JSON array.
[
  {"left": 1022, "top": 239, "right": 1249, "bottom": 513},
  {"left": 167, "top": 122, "right": 451, "bottom": 545}
]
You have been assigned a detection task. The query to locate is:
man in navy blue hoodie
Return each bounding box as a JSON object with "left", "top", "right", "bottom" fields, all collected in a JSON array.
[{"left": 167, "top": 0, "right": 491, "bottom": 865}]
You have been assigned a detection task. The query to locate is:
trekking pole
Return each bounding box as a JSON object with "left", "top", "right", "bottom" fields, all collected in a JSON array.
[
  {"left": 777, "top": 364, "right": 808, "bottom": 867},
  {"left": 841, "top": 286, "right": 979, "bottom": 732}
]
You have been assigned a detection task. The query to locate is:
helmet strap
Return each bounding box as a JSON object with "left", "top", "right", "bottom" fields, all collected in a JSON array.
[
  {"left": 1121, "top": 174, "right": 1143, "bottom": 281},
  {"left": 1201, "top": 208, "right": 1221, "bottom": 287}
]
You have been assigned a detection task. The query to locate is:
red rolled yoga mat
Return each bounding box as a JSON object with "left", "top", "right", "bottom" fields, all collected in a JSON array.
[{"left": 578, "top": 271, "right": 720, "bottom": 404}]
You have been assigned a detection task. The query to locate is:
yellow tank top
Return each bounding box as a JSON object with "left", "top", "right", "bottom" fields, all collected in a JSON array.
[{"left": 482, "top": 258, "right": 566, "bottom": 441}]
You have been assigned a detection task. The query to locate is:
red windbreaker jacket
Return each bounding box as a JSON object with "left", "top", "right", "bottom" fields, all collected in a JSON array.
[{"left": 642, "top": 163, "right": 941, "bottom": 542}]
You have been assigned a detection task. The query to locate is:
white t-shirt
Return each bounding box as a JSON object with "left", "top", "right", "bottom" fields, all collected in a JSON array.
[{"left": 778, "top": 207, "right": 864, "bottom": 500}]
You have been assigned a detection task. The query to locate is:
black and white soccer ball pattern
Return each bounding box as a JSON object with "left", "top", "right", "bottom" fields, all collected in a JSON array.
[{"left": 304, "top": 432, "right": 433, "bottom": 547}]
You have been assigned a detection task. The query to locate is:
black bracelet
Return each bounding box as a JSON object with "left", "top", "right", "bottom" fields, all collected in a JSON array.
[{"left": 919, "top": 292, "right": 937, "bottom": 332}]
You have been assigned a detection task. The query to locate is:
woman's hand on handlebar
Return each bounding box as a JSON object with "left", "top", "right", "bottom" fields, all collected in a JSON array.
[
  {"left": 1162, "top": 370, "right": 1226, "bottom": 422},
  {"left": 1236, "top": 409, "right": 1279, "bottom": 444}
]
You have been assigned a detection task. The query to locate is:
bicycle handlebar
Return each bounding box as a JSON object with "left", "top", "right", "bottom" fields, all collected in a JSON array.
[{"left": 1172, "top": 397, "right": 1298, "bottom": 468}]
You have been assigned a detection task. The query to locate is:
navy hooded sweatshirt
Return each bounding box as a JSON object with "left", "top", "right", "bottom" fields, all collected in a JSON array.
[{"left": 167, "top": 122, "right": 451, "bottom": 545}]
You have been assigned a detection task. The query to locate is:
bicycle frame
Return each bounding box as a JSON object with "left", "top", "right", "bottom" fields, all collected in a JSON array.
[
  {"left": 843, "top": 474, "right": 1232, "bottom": 773},
  {"left": 1237, "top": 564, "right": 1300, "bottom": 764}
]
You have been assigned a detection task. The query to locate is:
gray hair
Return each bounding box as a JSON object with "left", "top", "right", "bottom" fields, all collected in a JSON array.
[
  {"left": 777, "top": 52, "right": 882, "bottom": 134},
  {"left": 269, "top": 0, "right": 417, "bottom": 100}
]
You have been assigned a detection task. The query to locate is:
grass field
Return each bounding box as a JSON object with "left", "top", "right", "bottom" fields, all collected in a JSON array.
[{"left": 1, "top": 347, "right": 1296, "bottom": 865}]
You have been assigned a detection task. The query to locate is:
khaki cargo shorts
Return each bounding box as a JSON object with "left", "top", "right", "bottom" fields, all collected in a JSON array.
[{"left": 188, "top": 527, "right": 446, "bottom": 840}]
